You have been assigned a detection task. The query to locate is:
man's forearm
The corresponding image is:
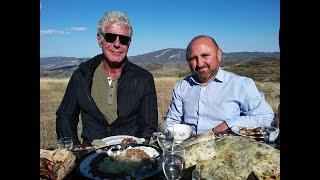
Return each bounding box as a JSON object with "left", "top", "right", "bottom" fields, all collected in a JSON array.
[{"left": 212, "top": 122, "right": 229, "bottom": 135}]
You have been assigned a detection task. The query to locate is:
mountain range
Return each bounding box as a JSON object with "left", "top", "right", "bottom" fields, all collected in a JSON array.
[{"left": 40, "top": 48, "right": 280, "bottom": 79}]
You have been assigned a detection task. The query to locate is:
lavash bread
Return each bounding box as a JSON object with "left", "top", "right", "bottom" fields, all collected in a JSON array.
[
  {"left": 198, "top": 136, "right": 280, "bottom": 180},
  {"left": 180, "top": 130, "right": 215, "bottom": 148},
  {"left": 179, "top": 130, "right": 217, "bottom": 168},
  {"left": 40, "top": 149, "right": 76, "bottom": 180},
  {"left": 183, "top": 139, "right": 217, "bottom": 168}
]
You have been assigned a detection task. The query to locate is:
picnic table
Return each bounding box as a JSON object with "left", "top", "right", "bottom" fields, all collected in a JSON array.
[{"left": 63, "top": 129, "right": 280, "bottom": 180}]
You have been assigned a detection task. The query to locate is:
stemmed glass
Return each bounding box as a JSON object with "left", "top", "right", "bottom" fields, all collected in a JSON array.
[
  {"left": 157, "top": 123, "right": 175, "bottom": 150},
  {"left": 162, "top": 144, "right": 185, "bottom": 180},
  {"left": 58, "top": 137, "right": 73, "bottom": 150}
]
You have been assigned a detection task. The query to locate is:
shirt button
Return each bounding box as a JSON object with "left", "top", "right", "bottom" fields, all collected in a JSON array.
[
  {"left": 111, "top": 86, "right": 113, "bottom": 88},
  {"left": 109, "top": 95, "right": 112, "bottom": 97}
]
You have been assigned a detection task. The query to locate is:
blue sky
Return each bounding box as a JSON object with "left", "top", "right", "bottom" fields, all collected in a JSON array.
[{"left": 40, "top": 0, "right": 280, "bottom": 58}]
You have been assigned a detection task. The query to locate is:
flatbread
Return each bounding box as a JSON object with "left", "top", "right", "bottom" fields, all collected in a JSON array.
[
  {"left": 197, "top": 136, "right": 280, "bottom": 180},
  {"left": 174, "top": 130, "right": 217, "bottom": 168},
  {"left": 183, "top": 139, "right": 217, "bottom": 168},
  {"left": 180, "top": 130, "right": 215, "bottom": 148}
]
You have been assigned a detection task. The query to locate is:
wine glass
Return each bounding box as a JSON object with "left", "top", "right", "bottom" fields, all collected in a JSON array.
[
  {"left": 58, "top": 137, "right": 73, "bottom": 150},
  {"left": 165, "top": 122, "right": 175, "bottom": 135},
  {"left": 162, "top": 144, "right": 185, "bottom": 180},
  {"left": 163, "top": 144, "right": 185, "bottom": 157},
  {"left": 157, "top": 122, "right": 175, "bottom": 150},
  {"left": 152, "top": 124, "right": 163, "bottom": 142},
  {"left": 157, "top": 132, "right": 174, "bottom": 150},
  {"left": 163, "top": 154, "right": 185, "bottom": 180}
]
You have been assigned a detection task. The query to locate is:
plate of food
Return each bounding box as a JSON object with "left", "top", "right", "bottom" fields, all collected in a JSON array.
[
  {"left": 77, "top": 144, "right": 162, "bottom": 180},
  {"left": 100, "top": 135, "right": 145, "bottom": 146},
  {"left": 231, "top": 125, "right": 266, "bottom": 139}
]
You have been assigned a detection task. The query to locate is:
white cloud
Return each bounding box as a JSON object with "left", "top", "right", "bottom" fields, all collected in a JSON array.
[
  {"left": 40, "top": 26, "right": 87, "bottom": 37},
  {"left": 40, "top": 29, "right": 71, "bottom": 37},
  {"left": 67, "top": 27, "right": 88, "bottom": 32},
  {"left": 40, "top": 1, "right": 42, "bottom": 11}
]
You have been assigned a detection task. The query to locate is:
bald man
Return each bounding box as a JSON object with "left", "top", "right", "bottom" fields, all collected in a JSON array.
[{"left": 165, "top": 35, "right": 275, "bottom": 135}]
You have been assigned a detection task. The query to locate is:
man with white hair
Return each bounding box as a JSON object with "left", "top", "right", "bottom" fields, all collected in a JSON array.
[{"left": 56, "top": 11, "right": 158, "bottom": 146}]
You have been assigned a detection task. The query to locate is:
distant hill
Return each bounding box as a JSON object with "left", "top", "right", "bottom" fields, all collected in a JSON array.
[
  {"left": 40, "top": 49, "right": 280, "bottom": 80},
  {"left": 129, "top": 48, "right": 186, "bottom": 63},
  {"left": 222, "top": 57, "right": 280, "bottom": 82},
  {"left": 40, "top": 57, "right": 89, "bottom": 65},
  {"left": 40, "top": 57, "right": 88, "bottom": 77},
  {"left": 128, "top": 48, "right": 279, "bottom": 63}
]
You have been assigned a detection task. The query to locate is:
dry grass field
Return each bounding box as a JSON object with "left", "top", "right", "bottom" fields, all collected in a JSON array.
[{"left": 40, "top": 77, "right": 280, "bottom": 149}]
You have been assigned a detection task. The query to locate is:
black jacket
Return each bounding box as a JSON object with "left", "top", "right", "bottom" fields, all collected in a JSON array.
[{"left": 56, "top": 54, "right": 158, "bottom": 146}]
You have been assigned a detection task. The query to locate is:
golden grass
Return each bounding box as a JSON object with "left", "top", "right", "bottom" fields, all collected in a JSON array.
[
  {"left": 40, "top": 78, "right": 70, "bottom": 149},
  {"left": 40, "top": 77, "right": 280, "bottom": 149},
  {"left": 155, "top": 77, "right": 183, "bottom": 129}
]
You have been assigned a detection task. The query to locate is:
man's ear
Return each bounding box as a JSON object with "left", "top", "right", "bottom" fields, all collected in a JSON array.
[
  {"left": 97, "top": 34, "right": 103, "bottom": 48},
  {"left": 217, "top": 49, "right": 222, "bottom": 62}
]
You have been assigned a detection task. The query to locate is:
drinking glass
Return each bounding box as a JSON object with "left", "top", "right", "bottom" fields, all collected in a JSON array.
[
  {"left": 263, "top": 126, "right": 280, "bottom": 143},
  {"left": 165, "top": 122, "right": 175, "bottom": 135},
  {"left": 152, "top": 131, "right": 161, "bottom": 142},
  {"left": 157, "top": 122, "right": 175, "bottom": 150},
  {"left": 58, "top": 137, "right": 73, "bottom": 150},
  {"left": 260, "top": 117, "right": 279, "bottom": 146},
  {"left": 163, "top": 154, "right": 185, "bottom": 180},
  {"left": 152, "top": 124, "right": 164, "bottom": 142},
  {"left": 162, "top": 144, "right": 185, "bottom": 180},
  {"left": 163, "top": 144, "right": 185, "bottom": 158},
  {"left": 157, "top": 132, "right": 174, "bottom": 150}
]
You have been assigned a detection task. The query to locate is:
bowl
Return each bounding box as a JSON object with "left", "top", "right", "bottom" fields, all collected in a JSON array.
[{"left": 168, "top": 124, "right": 192, "bottom": 142}]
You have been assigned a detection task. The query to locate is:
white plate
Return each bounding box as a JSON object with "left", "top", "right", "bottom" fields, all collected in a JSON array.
[
  {"left": 231, "top": 125, "right": 265, "bottom": 137},
  {"left": 100, "top": 135, "right": 145, "bottom": 146}
]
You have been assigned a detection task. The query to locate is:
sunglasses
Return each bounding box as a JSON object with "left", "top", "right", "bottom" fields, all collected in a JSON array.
[{"left": 102, "top": 33, "right": 131, "bottom": 46}]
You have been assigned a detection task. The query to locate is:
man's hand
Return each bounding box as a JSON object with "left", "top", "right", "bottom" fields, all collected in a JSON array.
[{"left": 212, "top": 122, "right": 229, "bottom": 135}]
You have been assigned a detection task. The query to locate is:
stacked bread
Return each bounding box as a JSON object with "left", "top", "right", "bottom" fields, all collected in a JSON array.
[{"left": 40, "top": 149, "right": 76, "bottom": 180}]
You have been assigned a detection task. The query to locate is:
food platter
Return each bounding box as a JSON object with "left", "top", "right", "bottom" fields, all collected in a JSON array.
[
  {"left": 231, "top": 125, "right": 266, "bottom": 139},
  {"left": 77, "top": 144, "right": 162, "bottom": 180},
  {"left": 100, "top": 135, "right": 145, "bottom": 146}
]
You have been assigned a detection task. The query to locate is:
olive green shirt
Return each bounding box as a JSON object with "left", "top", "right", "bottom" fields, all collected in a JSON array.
[{"left": 91, "top": 61, "right": 118, "bottom": 124}]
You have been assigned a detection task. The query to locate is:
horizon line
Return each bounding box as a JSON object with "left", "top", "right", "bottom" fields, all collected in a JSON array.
[{"left": 40, "top": 50, "right": 280, "bottom": 59}]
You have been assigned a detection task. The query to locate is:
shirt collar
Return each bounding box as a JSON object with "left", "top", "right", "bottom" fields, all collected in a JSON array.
[
  {"left": 189, "top": 68, "right": 224, "bottom": 85},
  {"left": 214, "top": 68, "right": 224, "bottom": 82}
]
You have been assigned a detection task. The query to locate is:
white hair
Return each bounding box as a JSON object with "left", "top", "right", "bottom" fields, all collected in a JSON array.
[{"left": 97, "top": 11, "right": 133, "bottom": 37}]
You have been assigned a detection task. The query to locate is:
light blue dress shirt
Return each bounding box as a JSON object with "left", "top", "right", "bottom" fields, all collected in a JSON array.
[{"left": 165, "top": 68, "right": 275, "bottom": 134}]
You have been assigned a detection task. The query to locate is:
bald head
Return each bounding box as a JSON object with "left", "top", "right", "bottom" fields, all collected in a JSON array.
[
  {"left": 186, "top": 35, "right": 220, "bottom": 60},
  {"left": 185, "top": 35, "right": 222, "bottom": 84}
]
